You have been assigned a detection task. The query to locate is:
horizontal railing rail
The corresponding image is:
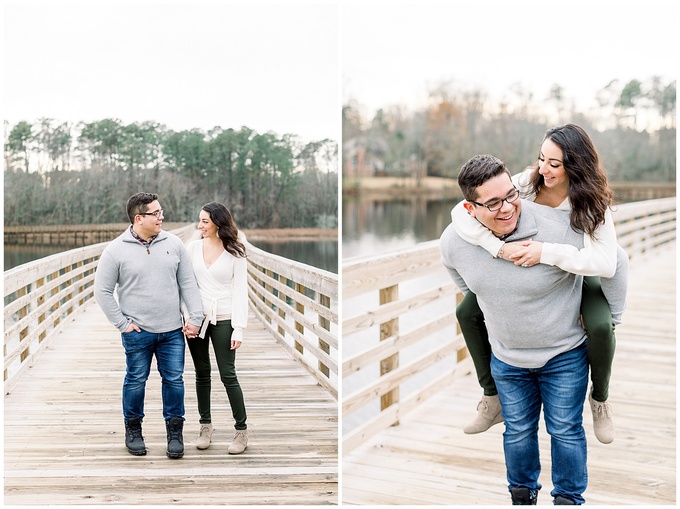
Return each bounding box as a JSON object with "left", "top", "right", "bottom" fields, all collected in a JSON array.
[
  {"left": 342, "top": 197, "right": 676, "bottom": 455},
  {"left": 245, "top": 239, "right": 338, "bottom": 398}
]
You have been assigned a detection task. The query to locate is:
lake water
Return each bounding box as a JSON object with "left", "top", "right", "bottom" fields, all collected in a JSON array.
[
  {"left": 342, "top": 195, "right": 461, "bottom": 259},
  {"left": 254, "top": 239, "right": 338, "bottom": 274},
  {"left": 4, "top": 244, "right": 74, "bottom": 271},
  {"left": 4, "top": 238, "right": 338, "bottom": 274}
]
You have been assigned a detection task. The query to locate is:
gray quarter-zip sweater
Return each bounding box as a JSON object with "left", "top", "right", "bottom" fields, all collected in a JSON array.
[
  {"left": 94, "top": 228, "right": 204, "bottom": 333},
  {"left": 440, "top": 200, "right": 586, "bottom": 369}
]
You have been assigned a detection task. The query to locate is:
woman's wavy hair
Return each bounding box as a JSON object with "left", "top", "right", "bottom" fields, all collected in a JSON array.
[
  {"left": 529, "top": 124, "right": 614, "bottom": 237},
  {"left": 201, "top": 202, "right": 246, "bottom": 258}
]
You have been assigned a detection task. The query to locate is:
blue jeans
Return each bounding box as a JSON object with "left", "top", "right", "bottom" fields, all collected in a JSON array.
[
  {"left": 490, "top": 342, "right": 589, "bottom": 505},
  {"left": 121, "top": 327, "right": 185, "bottom": 422}
]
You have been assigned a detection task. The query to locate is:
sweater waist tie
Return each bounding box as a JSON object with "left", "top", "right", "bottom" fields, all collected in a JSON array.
[{"left": 198, "top": 299, "right": 218, "bottom": 339}]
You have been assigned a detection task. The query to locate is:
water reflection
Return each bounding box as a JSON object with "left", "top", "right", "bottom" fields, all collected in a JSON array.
[
  {"left": 4, "top": 244, "right": 74, "bottom": 271},
  {"left": 342, "top": 196, "right": 462, "bottom": 259}
]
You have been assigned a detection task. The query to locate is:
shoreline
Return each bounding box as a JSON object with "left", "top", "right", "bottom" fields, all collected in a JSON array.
[
  {"left": 242, "top": 228, "right": 338, "bottom": 242},
  {"left": 342, "top": 176, "right": 462, "bottom": 199}
]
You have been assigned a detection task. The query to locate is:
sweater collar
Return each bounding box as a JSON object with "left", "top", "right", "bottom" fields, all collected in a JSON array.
[
  {"left": 502, "top": 205, "right": 539, "bottom": 242},
  {"left": 124, "top": 227, "right": 167, "bottom": 244}
]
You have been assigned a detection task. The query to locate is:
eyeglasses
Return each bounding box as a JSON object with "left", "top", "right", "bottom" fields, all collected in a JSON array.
[
  {"left": 138, "top": 209, "right": 164, "bottom": 218},
  {"left": 470, "top": 187, "right": 520, "bottom": 212}
]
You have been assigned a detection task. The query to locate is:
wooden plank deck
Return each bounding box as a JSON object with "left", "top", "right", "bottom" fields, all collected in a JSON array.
[
  {"left": 342, "top": 242, "right": 676, "bottom": 505},
  {"left": 4, "top": 302, "right": 338, "bottom": 505}
]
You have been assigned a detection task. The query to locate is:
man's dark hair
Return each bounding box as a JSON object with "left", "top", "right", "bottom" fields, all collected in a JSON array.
[
  {"left": 126, "top": 192, "right": 159, "bottom": 223},
  {"left": 457, "top": 154, "right": 511, "bottom": 202}
]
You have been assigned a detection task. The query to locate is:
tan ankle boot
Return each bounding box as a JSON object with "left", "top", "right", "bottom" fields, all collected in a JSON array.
[
  {"left": 589, "top": 389, "right": 614, "bottom": 444},
  {"left": 463, "top": 394, "right": 504, "bottom": 434},
  {"left": 195, "top": 423, "right": 213, "bottom": 450},
  {"left": 228, "top": 429, "right": 248, "bottom": 454}
]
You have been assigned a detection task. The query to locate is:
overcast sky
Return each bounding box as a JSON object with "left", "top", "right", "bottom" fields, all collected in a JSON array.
[
  {"left": 3, "top": 0, "right": 677, "bottom": 142},
  {"left": 342, "top": 0, "right": 677, "bottom": 119},
  {"left": 3, "top": 1, "right": 339, "bottom": 143}
]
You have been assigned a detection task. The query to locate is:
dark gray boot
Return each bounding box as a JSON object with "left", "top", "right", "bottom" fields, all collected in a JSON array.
[
  {"left": 125, "top": 417, "right": 147, "bottom": 456},
  {"left": 554, "top": 496, "right": 576, "bottom": 505},
  {"left": 510, "top": 487, "right": 537, "bottom": 505},
  {"left": 166, "top": 416, "right": 184, "bottom": 459}
]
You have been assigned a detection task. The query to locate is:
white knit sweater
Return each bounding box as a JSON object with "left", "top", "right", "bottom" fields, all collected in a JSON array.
[{"left": 187, "top": 239, "right": 248, "bottom": 342}]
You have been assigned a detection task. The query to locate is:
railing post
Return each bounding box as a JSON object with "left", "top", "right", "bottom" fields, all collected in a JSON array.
[
  {"left": 278, "top": 276, "right": 287, "bottom": 338},
  {"left": 50, "top": 270, "right": 61, "bottom": 327},
  {"left": 64, "top": 265, "right": 74, "bottom": 317},
  {"left": 17, "top": 286, "right": 29, "bottom": 364},
  {"left": 379, "top": 284, "right": 399, "bottom": 420},
  {"left": 36, "top": 277, "right": 47, "bottom": 343},
  {"left": 318, "top": 292, "right": 331, "bottom": 378},
  {"left": 76, "top": 260, "right": 85, "bottom": 306},
  {"left": 264, "top": 269, "right": 274, "bottom": 325},
  {"left": 295, "top": 282, "right": 305, "bottom": 354}
]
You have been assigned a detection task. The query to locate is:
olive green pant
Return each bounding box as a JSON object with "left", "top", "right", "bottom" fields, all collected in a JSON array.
[
  {"left": 456, "top": 276, "right": 615, "bottom": 402},
  {"left": 187, "top": 320, "right": 247, "bottom": 430}
]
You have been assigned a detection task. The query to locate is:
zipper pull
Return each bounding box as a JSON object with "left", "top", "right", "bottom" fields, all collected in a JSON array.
[{"left": 147, "top": 248, "right": 150, "bottom": 254}]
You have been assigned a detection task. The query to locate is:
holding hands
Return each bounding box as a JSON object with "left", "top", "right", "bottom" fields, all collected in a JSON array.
[
  {"left": 182, "top": 324, "right": 242, "bottom": 348},
  {"left": 183, "top": 323, "right": 200, "bottom": 339}
]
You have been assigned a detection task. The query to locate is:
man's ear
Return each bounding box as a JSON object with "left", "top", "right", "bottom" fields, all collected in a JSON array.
[{"left": 463, "top": 201, "right": 476, "bottom": 217}]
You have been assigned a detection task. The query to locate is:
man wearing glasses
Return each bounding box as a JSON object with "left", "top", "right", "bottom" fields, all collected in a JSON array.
[
  {"left": 95, "top": 192, "right": 204, "bottom": 459},
  {"left": 440, "top": 155, "right": 589, "bottom": 505}
]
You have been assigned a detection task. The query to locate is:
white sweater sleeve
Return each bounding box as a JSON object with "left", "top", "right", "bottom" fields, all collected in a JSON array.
[
  {"left": 539, "top": 209, "right": 618, "bottom": 277},
  {"left": 450, "top": 200, "right": 504, "bottom": 257},
  {"left": 230, "top": 255, "right": 249, "bottom": 342}
]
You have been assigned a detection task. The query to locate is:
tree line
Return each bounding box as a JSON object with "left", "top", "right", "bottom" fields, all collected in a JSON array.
[
  {"left": 342, "top": 77, "right": 676, "bottom": 183},
  {"left": 4, "top": 119, "right": 338, "bottom": 228}
]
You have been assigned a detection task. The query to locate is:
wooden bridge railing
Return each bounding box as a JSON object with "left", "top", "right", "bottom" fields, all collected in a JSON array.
[
  {"left": 612, "top": 197, "right": 676, "bottom": 257},
  {"left": 341, "top": 197, "right": 676, "bottom": 455},
  {"left": 4, "top": 225, "right": 338, "bottom": 399},
  {"left": 245, "top": 241, "right": 338, "bottom": 398}
]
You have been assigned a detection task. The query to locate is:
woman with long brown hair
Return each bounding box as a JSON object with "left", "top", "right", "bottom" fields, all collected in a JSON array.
[{"left": 183, "top": 202, "right": 249, "bottom": 454}]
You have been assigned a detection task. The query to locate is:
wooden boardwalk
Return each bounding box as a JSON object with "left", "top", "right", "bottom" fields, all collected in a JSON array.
[
  {"left": 4, "top": 302, "right": 338, "bottom": 504},
  {"left": 343, "top": 242, "right": 676, "bottom": 505}
]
